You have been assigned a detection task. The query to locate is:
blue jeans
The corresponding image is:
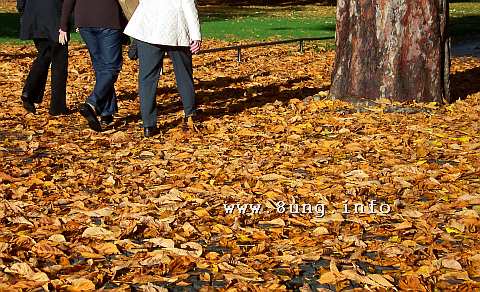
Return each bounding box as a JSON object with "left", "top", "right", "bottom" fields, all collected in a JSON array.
[{"left": 79, "top": 28, "right": 123, "bottom": 117}]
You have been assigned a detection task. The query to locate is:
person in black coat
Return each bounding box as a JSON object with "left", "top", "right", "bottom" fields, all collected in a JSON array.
[{"left": 17, "top": 0, "right": 68, "bottom": 115}]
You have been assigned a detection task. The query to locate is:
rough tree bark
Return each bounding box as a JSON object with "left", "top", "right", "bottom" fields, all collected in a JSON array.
[{"left": 330, "top": 0, "right": 450, "bottom": 103}]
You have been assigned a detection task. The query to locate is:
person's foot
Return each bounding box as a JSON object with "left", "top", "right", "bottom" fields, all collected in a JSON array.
[
  {"left": 100, "top": 115, "right": 114, "bottom": 127},
  {"left": 21, "top": 95, "right": 36, "bottom": 114},
  {"left": 79, "top": 103, "right": 102, "bottom": 132},
  {"left": 143, "top": 127, "right": 157, "bottom": 137}
]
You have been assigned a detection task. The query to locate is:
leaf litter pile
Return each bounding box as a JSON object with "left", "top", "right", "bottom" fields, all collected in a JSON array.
[{"left": 0, "top": 41, "right": 480, "bottom": 291}]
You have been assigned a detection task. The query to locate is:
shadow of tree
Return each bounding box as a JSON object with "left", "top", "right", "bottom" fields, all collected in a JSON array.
[
  {"left": 450, "top": 66, "right": 480, "bottom": 101},
  {"left": 121, "top": 113, "right": 141, "bottom": 126},
  {"left": 200, "top": 77, "right": 326, "bottom": 118},
  {"left": 117, "top": 91, "right": 138, "bottom": 101},
  {"left": 118, "top": 74, "right": 328, "bottom": 130},
  {"left": 198, "top": 75, "right": 254, "bottom": 89},
  {"left": 450, "top": 15, "right": 480, "bottom": 42},
  {"left": 118, "top": 74, "right": 263, "bottom": 113}
]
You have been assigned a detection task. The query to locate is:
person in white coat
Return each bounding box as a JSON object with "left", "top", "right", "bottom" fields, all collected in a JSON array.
[{"left": 124, "top": 0, "right": 202, "bottom": 137}]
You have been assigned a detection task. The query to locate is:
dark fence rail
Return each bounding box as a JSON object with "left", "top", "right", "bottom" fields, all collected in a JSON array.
[{"left": 197, "top": 36, "right": 334, "bottom": 61}]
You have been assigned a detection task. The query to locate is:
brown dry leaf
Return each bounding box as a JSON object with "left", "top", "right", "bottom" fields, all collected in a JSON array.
[
  {"left": 344, "top": 169, "right": 369, "bottom": 180},
  {"left": 260, "top": 173, "right": 287, "bottom": 181},
  {"left": 4, "top": 262, "right": 34, "bottom": 277},
  {"left": 401, "top": 209, "right": 424, "bottom": 218},
  {"left": 139, "top": 283, "right": 169, "bottom": 292},
  {"left": 193, "top": 208, "right": 210, "bottom": 218},
  {"left": 441, "top": 258, "right": 463, "bottom": 270},
  {"left": 398, "top": 275, "right": 428, "bottom": 292},
  {"left": 248, "top": 241, "right": 266, "bottom": 256},
  {"left": 223, "top": 273, "right": 262, "bottom": 282},
  {"left": 81, "top": 227, "right": 116, "bottom": 240},
  {"left": 146, "top": 238, "right": 175, "bottom": 248},
  {"left": 79, "top": 207, "right": 114, "bottom": 217},
  {"left": 48, "top": 234, "right": 66, "bottom": 243},
  {"left": 9, "top": 216, "right": 34, "bottom": 226},
  {"left": 237, "top": 128, "right": 257, "bottom": 136},
  {"left": 80, "top": 251, "right": 105, "bottom": 259},
  {"left": 437, "top": 271, "right": 471, "bottom": 282},
  {"left": 470, "top": 254, "right": 480, "bottom": 266},
  {"left": 211, "top": 224, "right": 233, "bottom": 234},
  {"left": 416, "top": 265, "right": 436, "bottom": 277},
  {"left": 330, "top": 259, "right": 341, "bottom": 277},
  {"left": 67, "top": 278, "right": 96, "bottom": 291},
  {"left": 94, "top": 242, "right": 120, "bottom": 255},
  {"left": 110, "top": 131, "right": 129, "bottom": 143},
  {"left": 140, "top": 252, "right": 172, "bottom": 266},
  {"left": 258, "top": 218, "right": 286, "bottom": 227},
  {"left": 368, "top": 274, "right": 394, "bottom": 287},
  {"left": 341, "top": 269, "right": 376, "bottom": 286},
  {"left": 0, "top": 242, "right": 8, "bottom": 252},
  {"left": 180, "top": 242, "right": 203, "bottom": 257},
  {"left": 318, "top": 271, "right": 337, "bottom": 284},
  {"left": 182, "top": 222, "right": 197, "bottom": 237},
  {"left": 32, "top": 240, "right": 65, "bottom": 257},
  {"left": 395, "top": 221, "right": 413, "bottom": 230},
  {"left": 312, "top": 226, "right": 329, "bottom": 235}
]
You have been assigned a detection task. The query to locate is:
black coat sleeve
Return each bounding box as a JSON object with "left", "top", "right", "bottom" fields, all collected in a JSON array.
[{"left": 16, "top": 0, "right": 26, "bottom": 14}]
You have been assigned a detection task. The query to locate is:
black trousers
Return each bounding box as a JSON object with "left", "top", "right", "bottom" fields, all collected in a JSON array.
[{"left": 22, "top": 38, "right": 68, "bottom": 114}]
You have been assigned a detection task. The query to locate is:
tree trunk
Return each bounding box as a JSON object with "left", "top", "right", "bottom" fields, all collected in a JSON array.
[{"left": 330, "top": 0, "right": 450, "bottom": 103}]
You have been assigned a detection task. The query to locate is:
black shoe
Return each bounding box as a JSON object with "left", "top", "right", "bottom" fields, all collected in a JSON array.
[
  {"left": 21, "top": 95, "right": 36, "bottom": 114},
  {"left": 79, "top": 103, "right": 102, "bottom": 132},
  {"left": 144, "top": 127, "right": 156, "bottom": 137},
  {"left": 100, "top": 115, "right": 114, "bottom": 127}
]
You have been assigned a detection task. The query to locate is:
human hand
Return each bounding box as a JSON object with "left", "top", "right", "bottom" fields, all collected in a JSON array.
[
  {"left": 58, "top": 29, "right": 68, "bottom": 45},
  {"left": 190, "top": 40, "right": 202, "bottom": 54}
]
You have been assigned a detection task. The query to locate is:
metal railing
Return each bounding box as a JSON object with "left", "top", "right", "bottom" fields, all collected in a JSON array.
[{"left": 197, "top": 36, "right": 334, "bottom": 62}]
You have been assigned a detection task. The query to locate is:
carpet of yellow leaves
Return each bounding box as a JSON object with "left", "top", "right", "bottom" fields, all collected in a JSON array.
[{"left": 0, "top": 41, "right": 480, "bottom": 291}]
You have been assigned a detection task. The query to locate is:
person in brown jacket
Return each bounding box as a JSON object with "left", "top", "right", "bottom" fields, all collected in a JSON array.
[{"left": 59, "top": 0, "right": 125, "bottom": 131}]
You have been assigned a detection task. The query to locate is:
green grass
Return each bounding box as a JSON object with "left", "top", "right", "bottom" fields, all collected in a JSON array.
[
  {"left": 0, "top": 3, "right": 479, "bottom": 44},
  {"left": 202, "top": 16, "right": 335, "bottom": 41},
  {"left": 0, "top": 12, "right": 335, "bottom": 44}
]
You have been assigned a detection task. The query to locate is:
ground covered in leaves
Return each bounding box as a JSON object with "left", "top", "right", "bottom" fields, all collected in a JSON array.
[{"left": 0, "top": 41, "right": 480, "bottom": 291}]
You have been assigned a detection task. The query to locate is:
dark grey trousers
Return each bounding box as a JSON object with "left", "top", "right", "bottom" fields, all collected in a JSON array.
[{"left": 137, "top": 40, "right": 196, "bottom": 128}]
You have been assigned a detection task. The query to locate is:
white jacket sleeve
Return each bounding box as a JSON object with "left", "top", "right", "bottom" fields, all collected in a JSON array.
[{"left": 182, "top": 0, "right": 202, "bottom": 41}]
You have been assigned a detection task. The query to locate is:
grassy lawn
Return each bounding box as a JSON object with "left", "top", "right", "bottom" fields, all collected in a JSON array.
[
  {"left": 202, "top": 17, "right": 335, "bottom": 41},
  {"left": 0, "top": 5, "right": 336, "bottom": 44},
  {"left": 0, "top": 3, "right": 479, "bottom": 44}
]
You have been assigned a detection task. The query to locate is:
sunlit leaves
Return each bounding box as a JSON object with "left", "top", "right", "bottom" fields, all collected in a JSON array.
[{"left": 0, "top": 39, "right": 479, "bottom": 290}]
